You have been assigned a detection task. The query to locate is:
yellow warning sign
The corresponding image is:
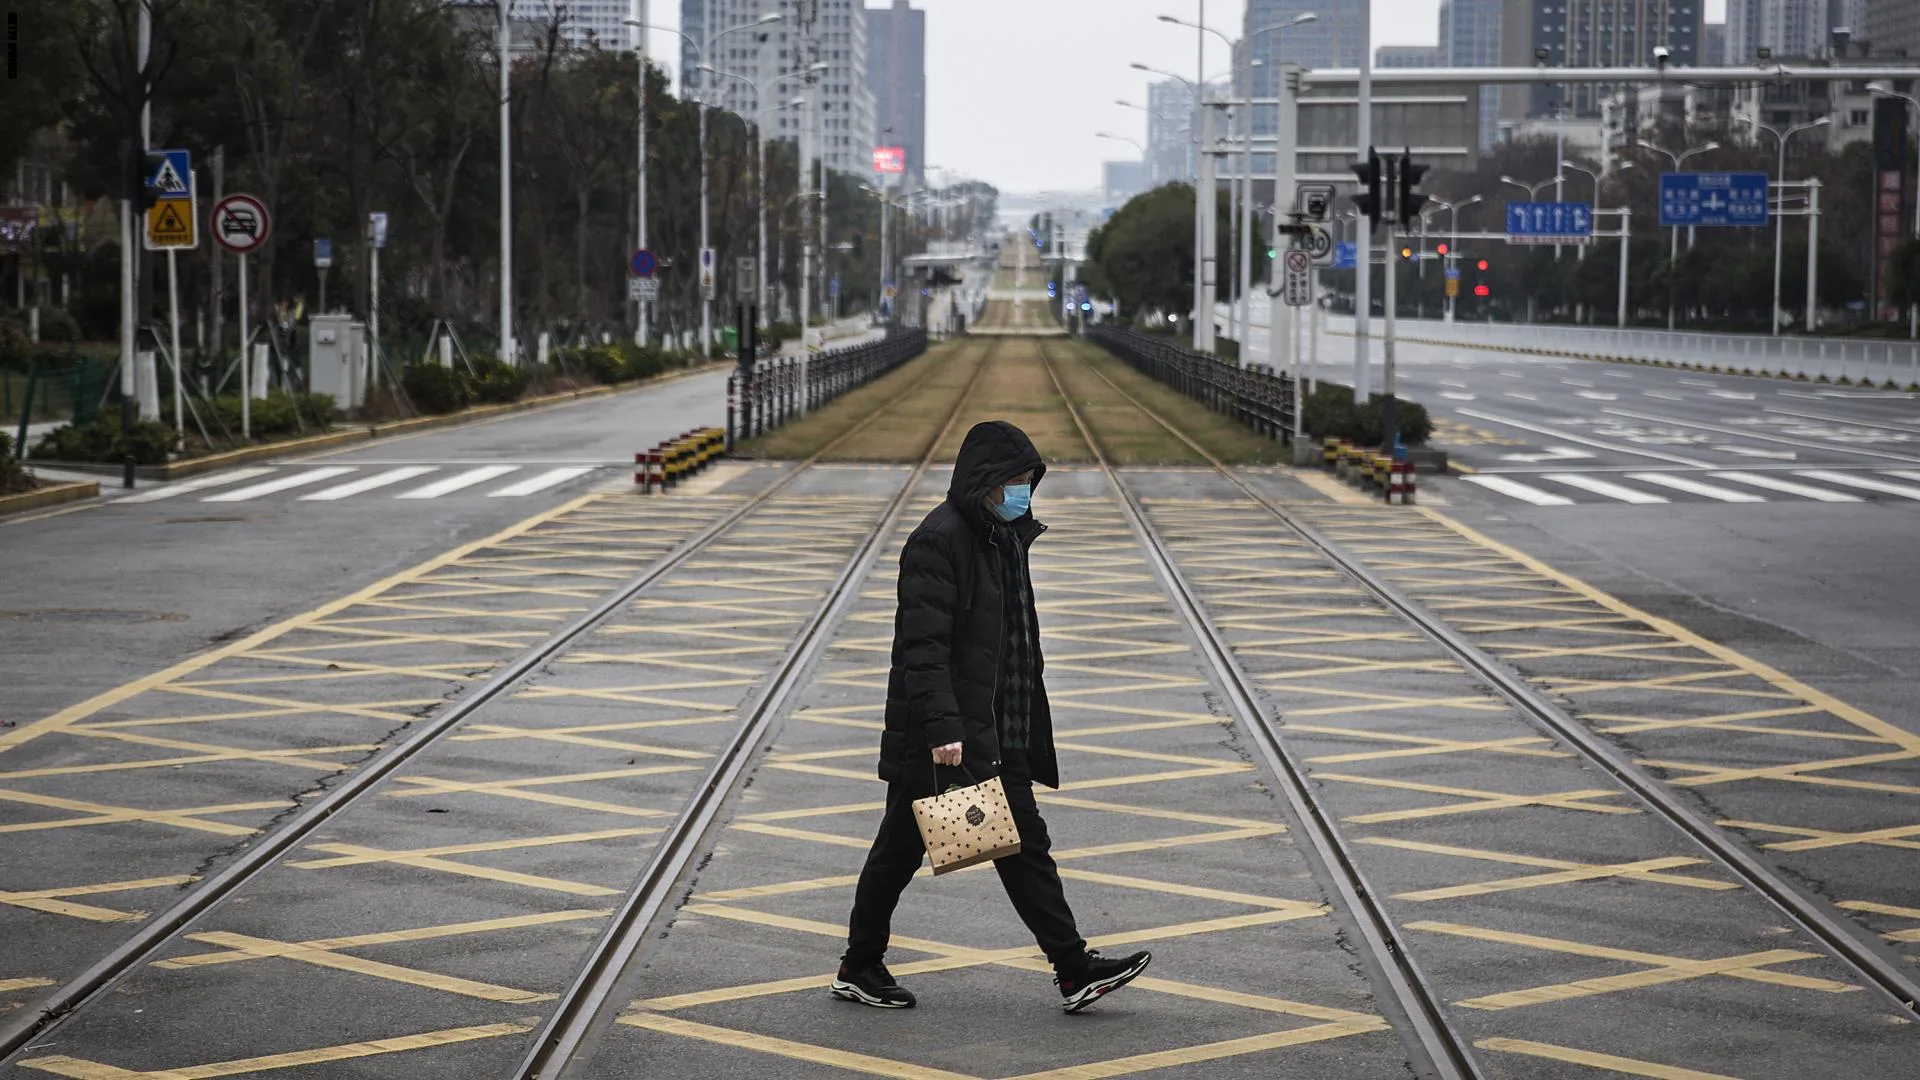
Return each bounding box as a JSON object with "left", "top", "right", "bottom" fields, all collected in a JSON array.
[
  {"left": 145, "top": 199, "right": 196, "bottom": 250},
  {"left": 1444, "top": 277, "right": 1459, "bottom": 299}
]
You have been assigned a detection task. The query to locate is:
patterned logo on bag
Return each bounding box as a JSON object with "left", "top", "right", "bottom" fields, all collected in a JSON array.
[{"left": 965, "top": 804, "right": 985, "bottom": 827}]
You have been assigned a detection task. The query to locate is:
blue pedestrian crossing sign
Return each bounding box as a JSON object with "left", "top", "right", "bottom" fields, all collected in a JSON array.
[
  {"left": 144, "top": 149, "right": 197, "bottom": 251},
  {"left": 1505, "top": 202, "right": 1592, "bottom": 245},
  {"left": 1659, "top": 172, "right": 1769, "bottom": 227}
]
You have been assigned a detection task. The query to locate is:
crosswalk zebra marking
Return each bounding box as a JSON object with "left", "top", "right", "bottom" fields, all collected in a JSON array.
[
  {"left": 117, "top": 468, "right": 277, "bottom": 504},
  {"left": 1709, "top": 472, "right": 1861, "bottom": 502},
  {"left": 300, "top": 466, "right": 438, "bottom": 501},
  {"left": 396, "top": 465, "right": 520, "bottom": 500},
  {"left": 1625, "top": 473, "right": 1767, "bottom": 503},
  {"left": 1794, "top": 470, "right": 1920, "bottom": 501},
  {"left": 1464, "top": 476, "right": 1574, "bottom": 506},
  {"left": 1542, "top": 473, "right": 1669, "bottom": 504},
  {"left": 203, "top": 467, "right": 358, "bottom": 503},
  {"left": 488, "top": 467, "right": 595, "bottom": 498}
]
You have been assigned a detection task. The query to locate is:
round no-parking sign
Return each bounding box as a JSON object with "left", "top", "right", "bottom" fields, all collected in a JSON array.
[{"left": 212, "top": 194, "right": 272, "bottom": 255}]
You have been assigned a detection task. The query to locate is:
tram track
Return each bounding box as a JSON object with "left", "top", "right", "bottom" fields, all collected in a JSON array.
[
  {"left": 1041, "top": 339, "right": 1920, "bottom": 1044},
  {"left": 0, "top": 337, "right": 996, "bottom": 1067},
  {"left": 511, "top": 338, "right": 992, "bottom": 1079}
]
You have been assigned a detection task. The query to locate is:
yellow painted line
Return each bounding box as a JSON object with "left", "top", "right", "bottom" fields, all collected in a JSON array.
[
  {"left": 1418, "top": 507, "right": 1920, "bottom": 756},
  {"left": 0, "top": 977, "right": 56, "bottom": 993},
  {"left": 1007, "top": 1018, "right": 1390, "bottom": 1080},
  {"left": 1281, "top": 468, "right": 1374, "bottom": 506},
  {"left": 0, "top": 874, "right": 196, "bottom": 922},
  {"left": 157, "top": 908, "right": 610, "bottom": 967},
  {"left": 1476, "top": 1038, "right": 1741, "bottom": 1080},
  {"left": 1722, "top": 819, "right": 1920, "bottom": 853},
  {"left": 1316, "top": 774, "right": 1634, "bottom": 823},
  {"left": 1360, "top": 838, "right": 1734, "bottom": 899},
  {"left": 1839, "top": 899, "right": 1920, "bottom": 920},
  {"left": 19, "top": 1022, "right": 534, "bottom": 1079},
  {"left": 621, "top": 1013, "right": 979, "bottom": 1080},
  {"left": 0, "top": 790, "right": 286, "bottom": 837},
  {"left": 156, "top": 930, "right": 555, "bottom": 1003},
  {"left": 0, "top": 491, "right": 608, "bottom": 757},
  {"left": 1051, "top": 868, "right": 1323, "bottom": 913}
]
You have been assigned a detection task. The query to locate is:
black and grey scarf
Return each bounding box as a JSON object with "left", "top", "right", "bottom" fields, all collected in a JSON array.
[{"left": 993, "top": 522, "right": 1040, "bottom": 753}]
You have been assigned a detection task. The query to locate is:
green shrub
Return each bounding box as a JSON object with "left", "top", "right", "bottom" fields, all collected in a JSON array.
[
  {"left": 469, "top": 355, "right": 530, "bottom": 404},
  {"left": 204, "top": 391, "right": 335, "bottom": 437},
  {"left": 573, "top": 344, "right": 628, "bottom": 384},
  {"left": 402, "top": 363, "right": 472, "bottom": 414},
  {"left": 620, "top": 342, "right": 667, "bottom": 380},
  {"left": 1299, "top": 383, "right": 1431, "bottom": 446},
  {"left": 0, "top": 432, "right": 31, "bottom": 494},
  {"left": 33, "top": 411, "right": 175, "bottom": 464}
]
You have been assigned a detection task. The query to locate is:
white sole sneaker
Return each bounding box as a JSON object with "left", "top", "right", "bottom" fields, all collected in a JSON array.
[
  {"left": 1060, "top": 953, "right": 1151, "bottom": 1013},
  {"left": 830, "top": 978, "right": 915, "bottom": 1008}
]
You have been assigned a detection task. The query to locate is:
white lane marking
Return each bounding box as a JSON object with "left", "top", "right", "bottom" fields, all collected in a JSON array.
[
  {"left": 1879, "top": 470, "right": 1920, "bottom": 485},
  {"left": 1562, "top": 379, "right": 1595, "bottom": 388},
  {"left": 1626, "top": 473, "right": 1767, "bottom": 503},
  {"left": 488, "top": 467, "right": 596, "bottom": 497},
  {"left": 1602, "top": 408, "right": 1920, "bottom": 465},
  {"left": 1499, "top": 447, "right": 1595, "bottom": 463},
  {"left": 1642, "top": 391, "right": 1686, "bottom": 402},
  {"left": 1575, "top": 391, "right": 1619, "bottom": 401},
  {"left": 117, "top": 468, "right": 276, "bottom": 504},
  {"left": 1442, "top": 380, "right": 1469, "bottom": 389},
  {"left": 1458, "top": 409, "right": 1711, "bottom": 467},
  {"left": 300, "top": 466, "right": 438, "bottom": 501},
  {"left": 1465, "top": 476, "right": 1574, "bottom": 506},
  {"left": 203, "top": 467, "right": 357, "bottom": 502},
  {"left": 1602, "top": 370, "right": 1632, "bottom": 379},
  {"left": 1793, "top": 470, "right": 1920, "bottom": 501},
  {"left": 396, "top": 465, "right": 520, "bottom": 499},
  {"left": 1708, "top": 390, "right": 1758, "bottom": 401},
  {"left": 1712, "top": 445, "right": 1796, "bottom": 460},
  {"left": 1542, "top": 473, "right": 1669, "bottom": 504},
  {"left": 1498, "top": 371, "right": 1527, "bottom": 379},
  {"left": 1680, "top": 379, "right": 1721, "bottom": 388},
  {"left": 1764, "top": 406, "right": 1920, "bottom": 435},
  {"left": 1710, "top": 472, "right": 1862, "bottom": 502},
  {"left": 1440, "top": 391, "right": 1477, "bottom": 401},
  {"left": 1502, "top": 392, "right": 1539, "bottom": 402}
]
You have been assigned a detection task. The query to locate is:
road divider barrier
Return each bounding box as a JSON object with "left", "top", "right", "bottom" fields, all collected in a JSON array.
[
  {"left": 1085, "top": 325, "right": 1295, "bottom": 441},
  {"left": 1321, "top": 435, "right": 1416, "bottom": 505},
  {"left": 727, "top": 329, "right": 929, "bottom": 448},
  {"left": 635, "top": 428, "right": 724, "bottom": 493}
]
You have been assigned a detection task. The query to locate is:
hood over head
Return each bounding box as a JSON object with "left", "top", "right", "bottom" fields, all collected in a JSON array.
[{"left": 948, "top": 421, "right": 1046, "bottom": 524}]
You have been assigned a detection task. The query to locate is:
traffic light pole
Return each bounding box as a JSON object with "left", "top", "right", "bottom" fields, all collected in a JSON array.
[{"left": 1381, "top": 213, "right": 1398, "bottom": 456}]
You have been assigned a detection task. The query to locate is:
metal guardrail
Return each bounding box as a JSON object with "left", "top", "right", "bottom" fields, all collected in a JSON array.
[
  {"left": 726, "top": 328, "right": 928, "bottom": 448},
  {"left": 1086, "top": 325, "right": 1296, "bottom": 441},
  {"left": 1326, "top": 315, "right": 1920, "bottom": 386}
]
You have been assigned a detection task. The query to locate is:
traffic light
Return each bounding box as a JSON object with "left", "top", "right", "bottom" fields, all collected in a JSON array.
[
  {"left": 1399, "top": 246, "right": 1414, "bottom": 261},
  {"left": 1476, "top": 259, "right": 1489, "bottom": 272},
  {"left": 1436, "top": 243, "right": 1449, "bottom": 256},
  {"left": 128, "top": 148, "right": 164, "bottom": 211},
  {"left": 1350, "top": 149, "right": 1383, "bottom": 225},
  {"left": 1473, "top": 284, "right": 1491, "bottom": 297},
  {"left": 1395, "top": 150, "right": 1429, "bottom": 228}
]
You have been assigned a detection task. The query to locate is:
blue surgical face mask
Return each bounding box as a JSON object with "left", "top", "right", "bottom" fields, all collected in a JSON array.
[{"left": 993, "top": 483, "right": 1032, "bottom": 522}]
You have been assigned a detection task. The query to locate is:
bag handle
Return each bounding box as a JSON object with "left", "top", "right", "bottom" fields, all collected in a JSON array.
[{"left": 934, "top": 760, "right": 983, "bottom": 794}]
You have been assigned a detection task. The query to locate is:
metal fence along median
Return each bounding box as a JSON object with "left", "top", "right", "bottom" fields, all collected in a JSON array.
[
  {"left": 1085, "top": 325, "right": 1296, "bottom": 442},
  {"left": 727, "top": 328, "right": 929, "bottom": 447}
]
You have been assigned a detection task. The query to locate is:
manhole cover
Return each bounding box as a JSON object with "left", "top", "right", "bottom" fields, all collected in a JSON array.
[{"left": 0, "top": 609, "right": 186, "bottom": 624}]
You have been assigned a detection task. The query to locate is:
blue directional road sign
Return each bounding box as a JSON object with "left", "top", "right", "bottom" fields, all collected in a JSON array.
[
  {"left": 1332, "top": 242, "right": 1357, "bottom": 270},
  {"left": 1505, "top": 202, "right": 1593, "bottom": 245},
  {"left": 1659, "top": 172, "right": 1769, "bottom": 227}
]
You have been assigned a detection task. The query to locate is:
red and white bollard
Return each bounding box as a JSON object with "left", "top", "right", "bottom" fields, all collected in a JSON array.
[{"left": 1387, "top": 460, "right": 1417, "bottom": 505}]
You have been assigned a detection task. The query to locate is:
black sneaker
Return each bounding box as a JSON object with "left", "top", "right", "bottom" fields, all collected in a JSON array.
[
  {"left": 830, "top": 962, "right": 916, "bottom": 1008},
  {"left": 1054, "top": 949, "right": 1151, "bottom": 1013}
]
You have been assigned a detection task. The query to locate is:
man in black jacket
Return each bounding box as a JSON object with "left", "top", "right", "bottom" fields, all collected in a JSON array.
[{"left": 832, "top": 420, "right": 1151, "bottom": 1013}]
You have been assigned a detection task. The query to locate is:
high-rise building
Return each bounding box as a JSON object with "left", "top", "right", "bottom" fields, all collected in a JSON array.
[
  {"left": 1146, "top": 78, "right": 1195, "bottom": 187},
  {"left": 866, "top": 0, "right": 926, "bottom": 188},
  {"left": 680, "top": 1, "right": 876, "bottom": 175},
  {"left": 1242, "top": 0, "right": 1365, "bottom": 133},
  {"left": 1864, "top": 0, "right": 1918, "bottom": 57},
  {"left": 1375, "top": 45, "right": 1442, "bottom": 68},
  {"left": 1439, "top": 0, "right": 1502, "bottom": 152},
  {"left": 1103, "top": 161, "right": 1147, "bottom": 205},
  {"left": 1728, "top": 0, "right": 1837, "bottom": 64},
  {"left": 1704, "top": 20, "right": 1728, "bottom": 64},
  {"left": 1501, "top": 0, "right": 1703, "bottom": 119}
]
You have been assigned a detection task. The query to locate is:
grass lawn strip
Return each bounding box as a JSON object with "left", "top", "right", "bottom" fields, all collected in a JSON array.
[
  {"left": 932, "top": 337, "right": 1091, "bottom": 464},
  {"left": 820, "top": 340, "right": 993, "bottom": 461},
  {"left": 738, "top": 342, "right": 957, "bottom": 460},
  {"left": 1057, "top": 338, "right": 1288, "bottom": 466}
]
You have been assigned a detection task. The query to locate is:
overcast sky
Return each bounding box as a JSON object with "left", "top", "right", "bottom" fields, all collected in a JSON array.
[{"left": 643, "top": 0, "right": 1728, "bottom": 196}]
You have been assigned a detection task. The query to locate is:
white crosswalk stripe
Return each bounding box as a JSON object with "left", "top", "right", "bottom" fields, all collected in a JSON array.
[
  {"left": 1709, "top": 472, "right": 1862, "bottom": 502},
  {"left": 203, "top": 467, "right": 357, "bottom": 502},
  {"left": 300, "top": 466, "right": 438, "bottom": 501},
  {"left": 1625, "top": 473, "right": 1767, "bottom": 503},
  {"left": 1464, "top": 475, "right": 1574, "bottom": 506},
  {"left": 488, "top": 467, "right": 595, "bottom": 497},
  {"left": 1543, "top": 473, "right": 1668, "bottom": 504},
  {"left": 396, "top": 465, "right": 520, "bottom": 500},
  {"left": 116, "top": 468, "right": 277, "bottom": 504},
  {"left": 1794, "top": 470, "right": 1920, "bottom": 501}
]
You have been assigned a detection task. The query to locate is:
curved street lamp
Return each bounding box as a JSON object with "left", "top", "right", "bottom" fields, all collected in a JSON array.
[{"left": 1740, "top": 116, "right": 1829, "bottom": 335}]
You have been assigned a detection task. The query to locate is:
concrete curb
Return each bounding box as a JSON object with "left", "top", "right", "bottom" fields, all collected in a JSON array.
[
  {"left": 30, "top": 362, "right": 729, "bottom": 482},
  {"left": 0, "top": 481, "right": 100, "bottom": 518}
]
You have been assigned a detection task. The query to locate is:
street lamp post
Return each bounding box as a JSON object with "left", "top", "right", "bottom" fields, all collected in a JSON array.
[
  {"left": 1636, "top": 141, "right": 1719, "bottom": 329},
  {"left": 1740, "top": 116, "right": 1829, "bottom": 336},
  {"left": 700, "top": 65, "right": 825, "bottom": 328},
  {"left": 626, "top": 13, "right": 649, "bottom": 347},
  {"left": 1428, "top": 194, "right": 1481, "bottom": 322},
  {"left": 1499, "top": 176, "right": 1558, "bottom": 322}
]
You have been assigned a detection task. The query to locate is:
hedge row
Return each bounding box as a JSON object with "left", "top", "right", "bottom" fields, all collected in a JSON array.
[
  {"left": 400, "top": 355, "right": 532, "bottom": 415},
  {"left": 31, "top": 390, "right": 337, "bottom": 464},
  {"left": 1300, "top": 383, "right": 1434, "bottom": 447}
]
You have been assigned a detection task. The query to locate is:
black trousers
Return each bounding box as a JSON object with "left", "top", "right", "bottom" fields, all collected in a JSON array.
[{"left": 843, "top": 757, "right": 1087, "bottom": 973}]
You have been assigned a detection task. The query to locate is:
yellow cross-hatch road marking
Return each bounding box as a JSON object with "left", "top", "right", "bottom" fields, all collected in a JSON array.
[
  {"left": 1476, "top": 1037, "right": 1745, "bottom": 1080},
  {"left": 0, "top": 874, "right": 196, "bottom": 923},
  {"left": 18, "top": 1022, "right": 534, "bottom": 1079}
]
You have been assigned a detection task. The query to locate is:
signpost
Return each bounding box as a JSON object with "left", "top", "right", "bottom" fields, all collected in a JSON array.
[
  {"left": 1659, "top": 172, "right": 1769, "bottom": 227},
  {"left": 1282, "top": 249, "right": 1312, "bottom": 307},
  {"left": 212, "top": 193, "right": 272, "bottom": 438},
  {"left": 1505, "top": 201, "right": 1594, "bottom": 245},
  {"left": 314, "top": 238, "right": 333, "bottom": 311},
  {"left": 699, "top": 247, "right": 716, "bottom": 302},
  {"left": 1332, "top": 242, "right": 1357, "bottom": 271},
  {"left": 142, "top": 150, "right": 196, "bottom": 447},
  {"left": 628, "top": 248, "right": 658, "bottom": 303},
  {"left": 368, "top": 213, "right": 388, "bottom": 389}
]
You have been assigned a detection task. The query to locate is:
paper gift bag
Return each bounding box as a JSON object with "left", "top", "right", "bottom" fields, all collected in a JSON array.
[{"left": 911, "top": 775, "right": 1022, "bottom": 875}]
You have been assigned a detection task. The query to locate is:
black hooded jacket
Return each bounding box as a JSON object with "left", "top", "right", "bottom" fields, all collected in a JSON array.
[{"left": 877, "top": 421, "right": 1057, "bottom": 791}]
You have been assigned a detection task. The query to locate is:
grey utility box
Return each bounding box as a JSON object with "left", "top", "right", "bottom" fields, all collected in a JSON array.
[{"left": 308, "top": 314, "right": 367, "bottom": 410}]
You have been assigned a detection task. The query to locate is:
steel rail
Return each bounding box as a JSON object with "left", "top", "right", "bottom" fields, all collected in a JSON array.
[
  {"left": 512, "top": 339, "right": 995, "bottom": 1080},
  {"left": 1035, "top": 340, "right": 1481, "bottom": 1080},
  {"left": 1060, "top": 340, "right": 1920, "bottom": 1019},
  {"left": 0, "top": 338, "right": 985, "bottom": 1065}
]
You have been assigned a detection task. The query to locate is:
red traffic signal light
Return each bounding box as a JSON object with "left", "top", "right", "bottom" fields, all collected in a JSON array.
[
  {"left": 1436, "top": 243, "right": 1449, "bottom": 255},
  {"left": 1473, "top": 284, "right": 1491, "bottom": 297},
  {"left": 1476, "top": 259, "right": 1489, "bottom": 272}
]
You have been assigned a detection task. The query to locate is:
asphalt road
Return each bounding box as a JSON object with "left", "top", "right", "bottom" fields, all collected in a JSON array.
[{"left": 0, "top": 367, "right": 728, "bottom": 732}]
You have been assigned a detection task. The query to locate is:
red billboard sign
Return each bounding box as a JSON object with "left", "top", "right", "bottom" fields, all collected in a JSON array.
[{"left": 873, "top": 146, "right": 906, "bottom": 175}]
